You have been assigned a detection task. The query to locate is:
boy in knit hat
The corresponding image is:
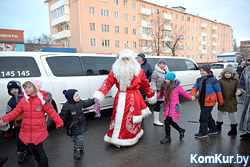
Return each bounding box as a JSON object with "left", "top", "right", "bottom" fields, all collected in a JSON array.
[
  {"left": 6, "top": 80, "right": 28, "bottom": 164},
  {"left": 191, "top": 64, "right": 224, "bottom": 138},
  {"left": 217, "top": 66, "right": 239, "bottom": 135},
  {"left": 59, "top": 89, "right": 96, "bottom": 160}
]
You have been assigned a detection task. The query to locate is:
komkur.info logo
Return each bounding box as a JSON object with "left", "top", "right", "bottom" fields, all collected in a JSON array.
[{"left": 190, "top": 153, "right": 249, "bottom": 166}]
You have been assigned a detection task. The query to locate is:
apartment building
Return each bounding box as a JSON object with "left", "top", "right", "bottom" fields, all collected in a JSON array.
[
  {"left": 47, "top": 0, "right": 232, "bottom": 63},
  {"left": 240, "top": 40, "right": 250, "bottom": 59}
]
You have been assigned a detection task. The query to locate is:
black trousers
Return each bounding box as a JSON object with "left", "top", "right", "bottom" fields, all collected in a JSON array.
[
  {"left": 164, "top": 116, "right": 182, "bottom": 137},
  {"left": 28, "top": 142, "right": 48, "bottom": 167},
  {"left": 16, "top": 128, "right": 26, "bottom": 153},
  {"left": 154, "top": 101, "right": 163, "bottom": 112},
  {"left": 199, "top": 106, "right": 217, "bottom": 135}
]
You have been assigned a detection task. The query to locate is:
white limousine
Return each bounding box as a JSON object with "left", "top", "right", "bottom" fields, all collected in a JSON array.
[{"left": 0, "top": 52, "right": 200, "bottom": 126}]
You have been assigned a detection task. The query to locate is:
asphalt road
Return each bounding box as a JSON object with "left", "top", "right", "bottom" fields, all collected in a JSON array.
[{"left": 0, "top": 97, "right": 249, "bottom": 167}]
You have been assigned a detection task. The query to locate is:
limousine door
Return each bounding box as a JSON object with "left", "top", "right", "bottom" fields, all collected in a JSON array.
[{"left": 41, "top": 55, "right": 92, "bottom": 109}]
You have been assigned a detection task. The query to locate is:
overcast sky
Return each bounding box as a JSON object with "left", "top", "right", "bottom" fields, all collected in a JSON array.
[{"left": 0, "top": 0, "right": 249, "bottom": 46}]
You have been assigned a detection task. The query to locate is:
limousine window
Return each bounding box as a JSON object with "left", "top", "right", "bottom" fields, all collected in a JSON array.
[
  {"left": 165, "top": 59, "right": 187, "bottom": 71},
  {"left": 0, "top": 57, "right": 41, "bottom": 78},
  {"left": 184, "top": 59, "right": 198, "bottom": 70},
  {"left": 46, "top": 56, "right": 84, "bottom": 76},
  {"left": 81, "top": 57, "right": 115, "bottom": 76}
]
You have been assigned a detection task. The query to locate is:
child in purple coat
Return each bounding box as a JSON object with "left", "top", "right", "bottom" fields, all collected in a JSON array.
[{"left": 158, "top": 72, "right": 195, "bottom": 144}]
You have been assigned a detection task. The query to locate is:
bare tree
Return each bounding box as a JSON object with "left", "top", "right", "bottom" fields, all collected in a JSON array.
[
  {"left": 164, "top": 28, "right": 185, "bottom": 57},
  {"left": 25, "top": 34, "right": 51, "bottom": 51},
  {"left": 232, "top": 39, "right": 239, "bottom": 52}
]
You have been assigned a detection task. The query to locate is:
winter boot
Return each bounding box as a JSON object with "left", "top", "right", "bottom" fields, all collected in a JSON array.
[
  {"left": 216, "top": 121, "right": 223, "bottom": 131},
  {"left": 73, "top": 146, "right": 81, "bottom": 160},
  {"left": 161, "top": 119, "right": 171, "bottom": 144},
  {"left": 179, "top": 128, "right": 185, "bottom": 140},
  {"left": 153, "top": 112, "right": 164, "bottom": 126},
  {"left": 17, "top": 151, "right": 26, "bottom": 164},
  {"left": 228, "top": 124, "right": 237, "bottom": 136},
  {"left": 80, "top": 145, "right": 84, "bottom": 152}
]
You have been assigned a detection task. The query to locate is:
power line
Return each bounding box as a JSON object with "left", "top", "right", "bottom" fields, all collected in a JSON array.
[{"left": 225, "top": 0, "right": 250, "bottom": 13}]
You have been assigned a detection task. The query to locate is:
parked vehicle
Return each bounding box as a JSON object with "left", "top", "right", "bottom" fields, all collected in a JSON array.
[
  {"left": 210, "top": 63, "right": 238, "bottom": 79},
  {"left": 0, "top": 52, "right": 200, "bottom": 127}
]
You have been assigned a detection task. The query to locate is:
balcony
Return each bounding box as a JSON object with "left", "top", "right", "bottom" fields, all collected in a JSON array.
[
  {"left": 201, "top": 23, "right": 207, "bottom": 28},
  {"left": 199, "top": 49, "right": 207, "bottom": 54},
  {"left": 140, "top": 21, "right": 151, "bottom": 28},
  {"left": 212, "top": 34, "right": 217, "bottom": 38},
  {"left": 162, "top": 13, "right": 172, "bottom": 20},
  {"left": 51, "top": 15, "right": 70, "bottom": 27},
  {"left": 51, "top": 0, "right": 70, "bottom": 27},
  {"left": 140, "top": 47, "right": 152, "bottom": 53},
  {"left": 212, "top": 25, "right": 217, "bottom": 31},
  {"left": 139, "top": 33, "right": 152, "bottom": 40},
  {"left": 212, "top": 50, "right": 217, "bottom": 54},
  {"left": 139, "top": 8, "right": 151, "bottom": 16},
  {"left": 212, "top": 42, "right": 217, "bottom": 46},
  {"left": 162, "top": 48, "right": 171, "bottom": 53},
  {"left": 201, "top": 32, "right": 207, "bottom": 36},
  {"left": 51, "top": 0, "right": 69, "bottom": 11},
  {"left": 199, "top": 40, "right": 207, "bottom": 45},
  {"left": 162, "top": 36, "right": 172, "bottom": 41},
  {"left": 163, "top": 25, "right": 172, "bottom": 31},
  {"left": 52, "top": 30, "right": 71, "bottom": 41}
]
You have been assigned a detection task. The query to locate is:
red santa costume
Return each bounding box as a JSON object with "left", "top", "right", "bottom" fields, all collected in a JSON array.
[{"left": 93, "top": 50, "right": 157, "bottom": 147}]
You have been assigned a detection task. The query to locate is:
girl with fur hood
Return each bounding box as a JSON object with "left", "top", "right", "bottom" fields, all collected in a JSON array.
[
  {"left": 0, "top": 79, "right": 64, "bottom": 167},
  {"left": 151, "top": 59, "right": 168, "bottom": 126},
  {"left": 217, "top": 66, "right": 239, "bottom": 136},
  {"left": 158, "top": 72, "right": 195, "bottom": 144}
]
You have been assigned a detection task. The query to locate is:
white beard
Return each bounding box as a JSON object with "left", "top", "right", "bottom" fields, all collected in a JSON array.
[{"left": 112, "top": 58, "right": 141, "bottom": 91}]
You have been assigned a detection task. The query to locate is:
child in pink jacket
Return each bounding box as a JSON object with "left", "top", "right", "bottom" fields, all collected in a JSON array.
[
  {"left": 158, "top": 72, "right": 195, "bottom": 144},
  {"left": 0, "top": 79, "right": 64, "bottom": 167}
]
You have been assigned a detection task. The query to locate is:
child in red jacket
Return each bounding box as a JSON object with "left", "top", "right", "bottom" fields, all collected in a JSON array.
[{"left": 0, "top": 79, "right": 64, "bottom": 167}]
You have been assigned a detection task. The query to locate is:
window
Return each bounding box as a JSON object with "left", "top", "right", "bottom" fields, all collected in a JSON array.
[
  {"left": 181, "top": 15, "right": 184, "bottom": 20},
  {"left": 102, "top": 24, "right": 110, "bottom": 32},
  {"left": 89, "top": 7, "right": 95, "bottom": 15},
  {"left": 102, "top": 40, "right": 110, "bottom": 46},
  {"left": 124, "top": 41, "right": 129, "bottom": 48},
  {"left": 141, "top": 17, "right": 146, "bottom": 21},
  {"left": 114, "top": 11, "right": 119, "bottom": 19},
  {"left": 91, "top": 38, "right": 96, "bottom": 46},
  {"left": 115, "top": 26, "right": 120, "bottom": 33},
  {"left": 115, "top": 40, "right": 120, "bottom": 47},
  {"left": 133, "top": 41, "right": 137, "bottom": 48},
  {"left": 101, "top": 9, "right": 109, "bottom": 17},
  {"left": 165, "top": 59, "right": 187, "bottom": 71},
  {"left": 46, "top": 56, "right": 83, "bottom": 76},
  {"left": 187, "top": 26, "right": 190, "bottom": 32},
  {"left": 0, "top": 57, "right": 41, "bottom": 78},
  {"left": 176, "top": 14, "right": 178, "bottom": 19},
  {"left": 156, "top": 9, "right": 160, "bottom": 15},
  {"left": 132, "top": 2, "right": 136, "bottom": 8},
  {"left": 124, "top": 13, "right": 128, "bottom": 21},
  {"left": 180, "top": 25, "right": 184, "bottom": 30},
  {"left": 187, "top": 16, "right": 190, "bottom": 22},
  {"left": 140, "top": 4, "right": 145, "bottom": 8},
  {"left": 66, "top": 40, "right": 70, "bottom": 48},
  {"left": 90, "top": 23, "right": 95, "bottom": 31},
  {"left": 132, "top": 15, "right": 137, "bottom": 22},
  {"left": 51, "top": 6, "right": 65, "bottom": 20},
  {"left": 81, "top": 57, "right": 115, "bottom": 76},
  {"left": 133, "top": 28, "right": 136, "bottom": 35},
  {"left": 124, "top": 27, "right": 128, "bottom": 34},
  {"left": 185, "top": 60, "right": 198, "bottom": 70},
  {"left": 114, "top": 0, "right": 118, "bottom": 5},
  {"left": 124, "top": 0, "right": 128, "bottom": 7}
]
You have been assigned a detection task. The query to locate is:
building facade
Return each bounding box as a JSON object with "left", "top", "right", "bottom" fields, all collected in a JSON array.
[
  {"left": 240, "top": 40, "right": 250, "bottom": 59},
  {"left": 47, "top": 0, "right": 232, "bottom": 63}
]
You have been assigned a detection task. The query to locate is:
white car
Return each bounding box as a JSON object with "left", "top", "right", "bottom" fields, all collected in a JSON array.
[{"left": 210, "top": 63, "right": 238, "bottom": 79}]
